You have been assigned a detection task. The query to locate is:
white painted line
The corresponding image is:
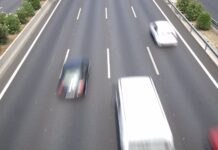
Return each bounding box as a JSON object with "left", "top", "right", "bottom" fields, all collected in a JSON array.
[
  {"left": 107, "top": 48, "right": 111, "bottom": 79},
  {"left": 59, "top": 49, "right": 70, "bottom": 79},
  {"left": 105, "top": 7, "right": 108, "bottom": 20},
  {"left": 147, "top": 47, "right": 160, "bottom": 75},
  {"left": 153, "top": 0, "right": 218, "bottom": 89},
  {"left": 77, "top": 8, "right": 82, "bottom": 21},
  {"left": 131, "top": 6, "right": 137, "bottom": 18},
  {"left": 63, "top": 49, "right": 70, "bottom": 65},
  {"left": 0, "top": 0, "right": 63, "bottom": 100}
]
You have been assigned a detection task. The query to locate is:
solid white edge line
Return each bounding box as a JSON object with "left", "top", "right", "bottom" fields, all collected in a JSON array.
[
  {"left": 131, "top": 6, "right": 137, "bottom": 18},
  {"left": 147, "top": 47, "right": 160, "bottom": 75},
  {"left": 77, "top": 8, "right": 81, "bottom": 21},
  {"left": 107, "top": 48, "right": 111, "bottom": 79},
  {"left": 0, "top": 0, "right": 63, "bottom": 100},
  {"left": 59, "top": 49, "right": 70, "bottom": 79},
  {"left": 153, "top": 0, "right": 218, "bottom": 89},
  {"left": 105, "top": 7, "right": 108, "bottom": 20}
]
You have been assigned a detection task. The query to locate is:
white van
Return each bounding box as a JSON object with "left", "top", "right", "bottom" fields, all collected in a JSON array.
[{"left": 116, "top": 76, "right": 175, "bottom": 150}]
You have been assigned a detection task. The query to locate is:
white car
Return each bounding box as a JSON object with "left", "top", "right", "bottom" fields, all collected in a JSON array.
[{"left": 150, "top": 20, "right": 178, "bottom": 47}]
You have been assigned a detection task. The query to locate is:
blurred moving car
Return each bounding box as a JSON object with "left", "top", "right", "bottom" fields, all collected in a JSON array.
[
  {"left": 150, "top": 20, "right": 178, "bottom": 47},
  {"left": 57, "top": 59, "right": 89, "bottom": 99},
  {"left": 209, "top": 127, "right": 218, "bottom": 150}
]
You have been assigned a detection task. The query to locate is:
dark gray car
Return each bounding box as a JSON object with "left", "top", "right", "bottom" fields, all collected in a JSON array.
[{"left": 57, "top": 59, "right": 89, "bottom": 99}]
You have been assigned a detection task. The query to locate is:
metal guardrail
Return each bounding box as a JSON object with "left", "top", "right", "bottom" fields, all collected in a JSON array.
[
  {"left": 165, "top": 0, "right": 218, "bottom": 57},
  {"left": 212, "top": 18, "right": 218, "bottom": 30}
]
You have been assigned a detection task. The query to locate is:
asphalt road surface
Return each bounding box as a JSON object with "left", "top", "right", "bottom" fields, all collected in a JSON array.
[
  {"left": 0, "top": 0, "right": 218, "bottom": 150},
  {"left": 0, "top": 0, "right": 22, "bottom": 12},
  {"left": 197, "top": 0, "right": 218, "bottom": 21}
]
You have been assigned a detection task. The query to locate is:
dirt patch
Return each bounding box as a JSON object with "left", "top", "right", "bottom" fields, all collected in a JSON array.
[{"left": 200, "top": 29, "right": 218, "bottom": 49}]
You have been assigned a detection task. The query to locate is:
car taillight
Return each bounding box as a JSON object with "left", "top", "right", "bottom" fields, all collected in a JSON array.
[
  {"left": 57, "top": 81, "right": 64, "bottom": 96},
  {"left": 78, "top": 80, "right": 84, "bottom": 96},
  {"left": 209, "top": 128, "right": 218, "bottom": 150}
]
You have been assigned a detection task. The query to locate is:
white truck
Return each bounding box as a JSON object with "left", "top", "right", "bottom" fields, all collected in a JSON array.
[{"left": 116, "top": 76, "right": 175, "bottom": 150}]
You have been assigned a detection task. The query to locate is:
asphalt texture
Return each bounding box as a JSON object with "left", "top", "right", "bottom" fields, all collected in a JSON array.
[
  {"left": 0, "top": 0, "right": 22, "bottom": 12},
  {"left": 0, "top": 0, "right": 218, "bottom": 150}
]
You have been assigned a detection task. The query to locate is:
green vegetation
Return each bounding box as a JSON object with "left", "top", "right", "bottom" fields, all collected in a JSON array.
[
  {"left": 176, "top": 0, "right": 190, "bottom": 13},
  {"left": 26, "top": 0, "right": 41, "bottom": 10},
  {"left": 196, "top": 12, "right": 211, "bottom": 30},
  {"left": 0, "top": 12, "right": 8, "bottom": 44},
  {"left": 5, "top": 14, "right": 20, "bottom": 34},
  {"left": 185, "top": 1, "right": 203, "bottom": 21},
  {"left": 16, "top": 7, "right": 28, "bottom": 24},
  {"left": 0, "top": 12, "right": 6, "bottom": 24},
  {"left": 23, "top": 1, "right": 35, "bottom": 17},
  {"left": 16, "top": 1, "right": 35, "bottom": 24},
  {"left": 0, "top": 24, "right": 8, "bottom": 44},
  {"left": 176, "top": 0, "right": 211, "bottom": 30}
]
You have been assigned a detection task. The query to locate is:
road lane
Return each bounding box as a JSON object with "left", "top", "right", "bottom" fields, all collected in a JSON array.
[
  {"left": 129, "top": 0, "right": 218, "bottom": 149},
  {"left": 63, "top": 0, "right": 117, "bottom": 149},
  {"left": 107, "top": 0, "right": 157, "bottom": 80},
  {"left": 0, "top": 0, "right": 83, "bottom": 149},
  {"left": 0, "top": 0, "right": 119, "bottom": 149}
]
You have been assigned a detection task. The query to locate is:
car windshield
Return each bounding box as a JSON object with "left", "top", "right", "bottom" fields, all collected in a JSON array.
[
  {"left": 157, "top": 26, "right": 173, "bottom": 34},
  {"left": 63, "top": 67, "right": 81, "bottom": 91}
]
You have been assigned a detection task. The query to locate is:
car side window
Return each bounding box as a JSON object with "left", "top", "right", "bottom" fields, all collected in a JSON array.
[
  {"left": 154, "top": 24, "right": 157, "bottom": 31},
  {"left": 116, "top": 89, "right": 120, "bottom": 108}
]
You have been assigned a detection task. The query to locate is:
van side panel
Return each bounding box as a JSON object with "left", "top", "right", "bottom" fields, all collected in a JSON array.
[{"left": 116, "top": 76, "right": 175, "bottom": 150}]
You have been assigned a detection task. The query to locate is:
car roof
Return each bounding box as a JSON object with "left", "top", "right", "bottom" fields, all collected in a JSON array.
[
  {"left": 155, "top": 21, "right": 174, "bottom": 32},
  {"left": 118, "top": 77, "right": 173, "bottom": 142},
  {"left": 64, "top": 58, "right": 88, "bottom": 69}
]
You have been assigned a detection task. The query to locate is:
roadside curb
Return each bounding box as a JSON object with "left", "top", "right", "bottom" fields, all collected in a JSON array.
[{"left": 0, "top": 0, "right": 57, "bottom": 78}]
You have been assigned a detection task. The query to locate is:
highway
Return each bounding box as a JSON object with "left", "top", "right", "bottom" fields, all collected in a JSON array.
[
  {"left": 0, "top": 0, "right": 218, "bottom": 149},
  {"left": 0, "top": 0, "right": 22, "bottom": 12}
]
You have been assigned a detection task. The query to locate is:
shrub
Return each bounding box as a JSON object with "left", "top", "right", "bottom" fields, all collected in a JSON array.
[
  {"left": 0, "top": 24, "right": 8, "bottom": 44},
  {"left": 196, "top": 12, "right": 211, "bottom": 30},
  {"left": 176, "top": 0, "right": 190, "bottom": 14},
  {"left": 0, "top": 12, "right": 6, "bottom": 25},
  {"left": 5, "top": 14, "right": 21, "bottom": 34},
  {"left": 185, "top": 1, "right": 203, "bottom": 21},
  {"left": 26, "top": 0, "right": 41, "bottom": 10},
  {"left": 23, "top": 1, "right": 35, "bottom": 17},
  {"left": 16, "top": 8, "right": 28, "bottom": 24},
  {"left": 16, "top": 1, "right": 35, "bottom": 24}
]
